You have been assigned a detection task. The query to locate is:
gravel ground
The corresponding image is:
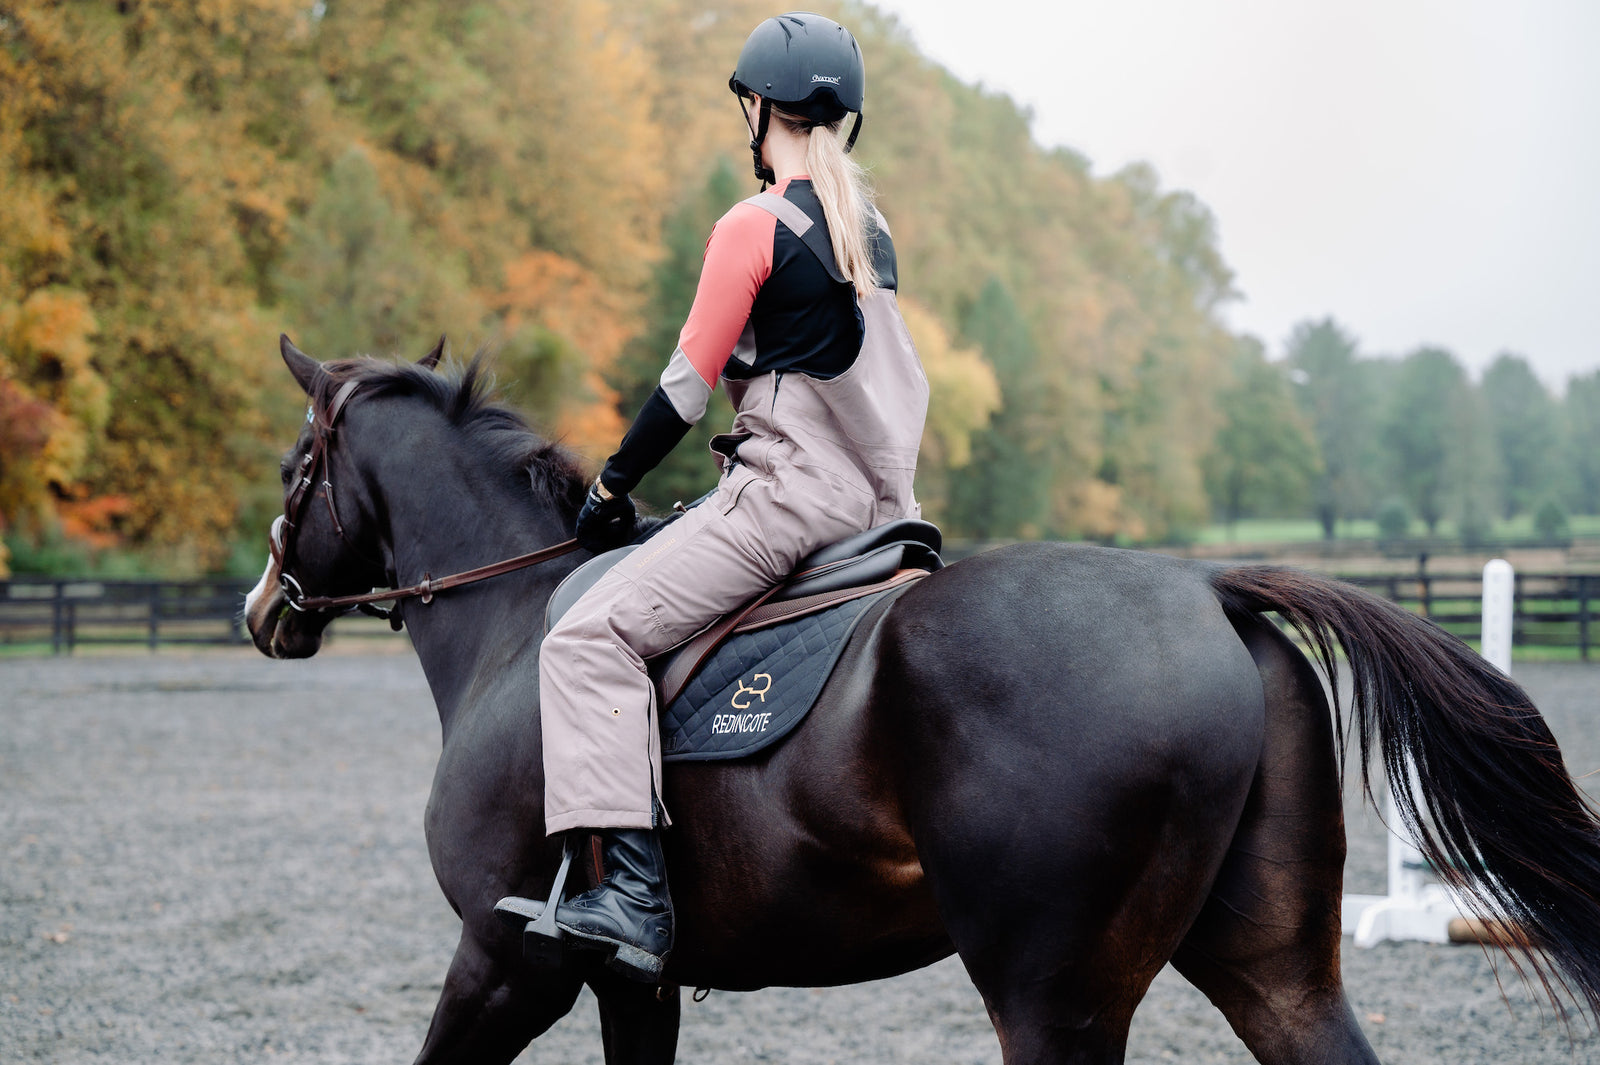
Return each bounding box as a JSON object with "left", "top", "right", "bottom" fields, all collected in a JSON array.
[{"left": 2, "top": 646, "right": 1597, "bottom": 1064}]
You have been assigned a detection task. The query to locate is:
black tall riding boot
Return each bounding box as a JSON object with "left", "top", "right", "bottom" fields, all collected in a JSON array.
[{"left": 555, "top": 828, "right": 674, "bottom": 982}]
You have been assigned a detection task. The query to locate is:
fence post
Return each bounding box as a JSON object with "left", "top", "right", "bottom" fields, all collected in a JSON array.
[
  {"left": 147, "top": 583, "right": 161, "bottom": 651},
  {"left": 1581, "top": 575, "right": 1592, "bottom": 662},
  {"left": 1481, "top": 559, "right": 1514, "bottom": 675},
  {"left": 51, "top": 582, "right": 64, "bottom": 655}
]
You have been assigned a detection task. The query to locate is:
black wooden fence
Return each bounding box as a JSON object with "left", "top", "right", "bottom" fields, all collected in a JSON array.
[
  {"left": 0, "top": 578, "right": 253, "bottom": 653},
  {"left": 0, "top": 578, "right": 402, "bottom": 654},
  {"left": 1337, "top": 570, "right": 1596, "bottom": 660},
  {"left": 1, "top": 570, "right": 1595, "bottom": 658}
]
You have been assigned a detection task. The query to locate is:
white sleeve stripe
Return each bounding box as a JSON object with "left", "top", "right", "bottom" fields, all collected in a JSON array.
[{"left": 660, "top": 347, "right": 712, "bottom": 424}]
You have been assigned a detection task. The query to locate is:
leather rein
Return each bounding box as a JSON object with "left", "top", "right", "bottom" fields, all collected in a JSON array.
[{"left": 269, "top": 379, "right": 580, "bottom": 616}]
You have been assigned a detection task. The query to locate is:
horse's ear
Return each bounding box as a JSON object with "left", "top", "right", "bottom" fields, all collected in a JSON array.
[
  {"left": 419, "top": 334, "right": 446, "bottom": 370},
  {"left": 280, "top": 334, "right": 321, "bottom": 395}
]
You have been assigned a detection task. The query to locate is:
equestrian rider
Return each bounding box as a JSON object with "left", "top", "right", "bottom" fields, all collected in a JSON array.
[{"left": 499, "top": 11, "right": 928, "bottom": 982}]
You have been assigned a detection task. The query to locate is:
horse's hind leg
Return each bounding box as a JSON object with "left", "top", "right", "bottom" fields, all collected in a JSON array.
[
  {"left": 901, "top": 669, "right": 1262, "bottom": 1060},
  {"left": 413, "top": 932, "right": 582, "bottom": 1065},
  {"left": 1170, "top": 616, "right": 1378, "bottom": 1065},
  {"left": 941, "top": 792, "right": 1251, "bottom": 1065}
]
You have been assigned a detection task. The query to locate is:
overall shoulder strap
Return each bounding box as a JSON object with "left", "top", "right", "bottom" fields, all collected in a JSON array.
[{"left": 740, "top": 192, "right": 848, "bottom": 285}]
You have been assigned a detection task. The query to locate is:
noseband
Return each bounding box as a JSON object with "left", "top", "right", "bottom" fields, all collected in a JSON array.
[{"left": 269, "top": 378, "right": 579, "bottom": 616}]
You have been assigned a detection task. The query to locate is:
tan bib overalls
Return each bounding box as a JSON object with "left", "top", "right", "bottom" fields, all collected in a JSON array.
[{"left": 540, "top": 203, "right": 928, "bottom": 835}]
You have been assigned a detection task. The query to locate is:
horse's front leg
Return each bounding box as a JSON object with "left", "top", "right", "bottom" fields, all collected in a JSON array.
[
  {"left": 592, "top": 969, "right": 681, "bottom": 1065},
  {"left": 413, "top": 930, "right": 582, "bottom": 1065}
]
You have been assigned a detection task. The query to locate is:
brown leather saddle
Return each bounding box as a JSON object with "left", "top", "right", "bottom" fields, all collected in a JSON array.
[{"left": 544, "top": 518, "right": 943, "bottom": 707}]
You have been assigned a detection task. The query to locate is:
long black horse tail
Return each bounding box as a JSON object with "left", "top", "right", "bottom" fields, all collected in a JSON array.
[{"left": 1210, "top": 564, "right": 1600, "bottom": 1018}]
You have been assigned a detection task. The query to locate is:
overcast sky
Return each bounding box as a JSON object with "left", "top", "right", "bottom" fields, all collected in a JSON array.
[{"left": 868, "top": 0, "right": 1600, "bottom": 390}]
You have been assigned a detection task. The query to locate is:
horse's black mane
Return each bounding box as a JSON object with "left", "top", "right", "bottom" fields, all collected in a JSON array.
[{"left": 311, "top": 355, "right": 589, "bottom": 518}]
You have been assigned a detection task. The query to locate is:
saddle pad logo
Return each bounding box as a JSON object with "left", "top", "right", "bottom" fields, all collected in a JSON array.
[
  {"left": 711, "top": 673, "right": 774, "bottom": 736},
  {"left": 730, "top": 672, "right": 772, "bottom": 710}
]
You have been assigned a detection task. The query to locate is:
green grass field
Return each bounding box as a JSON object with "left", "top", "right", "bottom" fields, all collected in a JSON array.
[{"left": 1197, "top": 514, "right": 1600, "bottom": 546}]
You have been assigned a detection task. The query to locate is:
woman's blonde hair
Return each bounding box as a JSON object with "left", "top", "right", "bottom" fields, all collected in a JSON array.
[{"left": 776, "top": 109, "right": 879, "bottom": 299}]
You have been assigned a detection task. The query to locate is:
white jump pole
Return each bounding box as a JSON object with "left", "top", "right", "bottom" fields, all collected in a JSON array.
[{"left": 1340, "top": 560, "right": 1515, "bottom": 944}]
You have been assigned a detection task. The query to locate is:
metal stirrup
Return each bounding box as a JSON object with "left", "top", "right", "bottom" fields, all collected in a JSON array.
[{"left": 517, "top": 839, "right": 575, "bottom": 970}]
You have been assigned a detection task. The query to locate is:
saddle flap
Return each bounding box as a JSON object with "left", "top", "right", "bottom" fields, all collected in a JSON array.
[
  {"left": 792, "top": 518, "right": 941, "bottom": 570},
  {"left": 544, "top": 545, "right": 637, "bottom": 635},
  {"left": 776, "top": 543, "right": 904, "bottom": 602},
  {"left": 774, "top": 518, "right": 942, "bottom": 603}
]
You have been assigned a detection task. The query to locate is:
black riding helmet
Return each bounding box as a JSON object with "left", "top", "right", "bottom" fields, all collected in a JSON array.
[{"left": 729, "top": 12, "right": 865, "bottom": 184}]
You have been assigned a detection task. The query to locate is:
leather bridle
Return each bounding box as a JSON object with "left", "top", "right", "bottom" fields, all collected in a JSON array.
[{"left": 268, "top": 378, "right": 580, "bottom": 617}]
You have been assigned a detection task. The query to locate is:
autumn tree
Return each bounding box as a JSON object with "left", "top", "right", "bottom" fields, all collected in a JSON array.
[
  {"left": 898, "top": 299, "right": 1001, "bottom": 519},
  {"left": 0, "top": 0, "right": 1333, "bottom": 570},
  {"left": 0, "top": 3, "right": 286, "bottom": 572}
]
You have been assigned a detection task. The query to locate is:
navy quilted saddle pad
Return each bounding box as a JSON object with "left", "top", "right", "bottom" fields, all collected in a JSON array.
[
  {"left": 651, "top": 589, "right": 895, "bottom": 762},
  {"left": 545, "top": 517, "right": 942, "bottom": 763}
]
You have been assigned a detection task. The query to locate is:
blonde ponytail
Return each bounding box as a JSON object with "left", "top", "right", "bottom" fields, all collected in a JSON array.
[{"left": 778, "top": 111, "right": 879, "bottom": 298}]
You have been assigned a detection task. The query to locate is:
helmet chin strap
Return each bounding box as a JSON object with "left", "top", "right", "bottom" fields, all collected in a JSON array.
[
  {"left": 743, "top": 96, "right": 776, "bottom": 187},
  {"left": 843, "top": 112, "right": 863, "bottom": 154},
  {"left": 742, "top": 98, "right": 863, "bottom": 187}
]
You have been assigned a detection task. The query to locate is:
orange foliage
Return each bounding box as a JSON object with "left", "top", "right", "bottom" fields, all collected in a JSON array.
[
  {"left": 57, "top": 493, "right": 134, "bottom": 550},
  {"left": 495, "top": 250, "right": 635, "bottom": 456},
  {"left": 0, "top": 288, "right": 108, "bottom": 537},
  {"left": 0, "top": 0, "right": 1252, "bottom": 569}
]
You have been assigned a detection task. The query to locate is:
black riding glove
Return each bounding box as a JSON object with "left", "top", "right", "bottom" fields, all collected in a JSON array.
[{"left": 575, "top": 479, "right": 637, "bottom": 554}]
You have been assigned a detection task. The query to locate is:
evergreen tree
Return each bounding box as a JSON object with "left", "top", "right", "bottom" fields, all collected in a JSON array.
[
  {"left": 605, "top": 158, "right": 743, "bottom": 511},
  {"left": 276, "top": 147, "right": 478, "bottom": 360},
  {"left": 1201, "top": 339, "right": 1320, "bottom": 534},
  {"left": 944, "top": 278, "right": 1047, "bottom": 539},
  {"left": 1286, "top": 318, "right": 1373, "bottom": 538},
  {"left": 1481, "top": 353, "right": 1558, "bottom": 519},
  {"left": 1378, "top": 346, "right": 1479, "bottom": 534},
  {"left": 1565, "top": 370, "right": 1600, "bottom": 515}
]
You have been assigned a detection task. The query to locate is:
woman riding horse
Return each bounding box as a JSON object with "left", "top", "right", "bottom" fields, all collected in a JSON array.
[{"left": 497, "top": 12, "right": 929, "bottom": 983}]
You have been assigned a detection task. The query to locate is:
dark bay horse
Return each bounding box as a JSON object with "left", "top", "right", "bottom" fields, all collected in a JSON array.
[{"left": 245, "top": 339, "right": 1600, "bottom": 1065}]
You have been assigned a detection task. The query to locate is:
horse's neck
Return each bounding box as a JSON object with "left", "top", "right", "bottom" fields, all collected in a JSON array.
[{"left": 371, "top": 435, "right": 575, "bottom": 733}]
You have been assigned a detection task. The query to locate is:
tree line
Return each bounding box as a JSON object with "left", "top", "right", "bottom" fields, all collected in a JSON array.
[
  {"left": 1203, "top": 319, "right": 1598, "bottom": 545},
  {"left": 0, "top": 1, "right": 1593, "bottom": 576}
]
